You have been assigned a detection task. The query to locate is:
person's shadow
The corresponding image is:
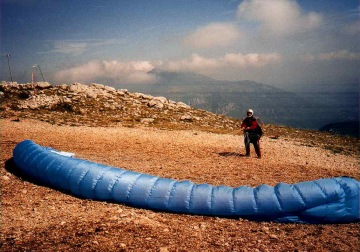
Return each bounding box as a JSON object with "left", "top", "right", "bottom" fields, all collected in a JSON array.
[{"left": 217, "top": 152, "right": 246, "bottom": 157}]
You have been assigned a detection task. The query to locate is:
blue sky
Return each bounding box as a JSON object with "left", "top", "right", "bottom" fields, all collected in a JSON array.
[{"left": 1, "top": 0, "right": 359, "bottom": 91}]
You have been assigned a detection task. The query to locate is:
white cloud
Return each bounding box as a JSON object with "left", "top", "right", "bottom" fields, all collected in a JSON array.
[
  {"left": 237, "top": 0, "right": 322, "bottom": 37},
  {"left": 301, "top": 50, "right": 360, "bottom": 62},
  {"left": 54, "top": 52, "right": 283, "bottom": 84},
  {"left": 102, "top": 60, "right": 157, "bottom": 83},
  {"left": 55, "top": 61, "right": 103, "bottom": 83},
  {"left": 183, "top": 22, "right": 241, "bottom": 48},
  {"left": 160, "top": 52, "right": 282, "bottom": 73},
  {"left": 52, "top": 41, "right": 88, "bottom": 55},
  {"left": 162, "top": 54, "right": 218, "bottom": 72},
  {"left": 54, "top": 60, "right": 157, "bottom": 84},
  {"left": 223, "top": 52, "right": 282, "bottom": 67},
  {"left": 49, "top": 39, "right": 118, "bottom": 55},
  {"left": 319, "top": 50, "right": 360, "bottom": 61}
]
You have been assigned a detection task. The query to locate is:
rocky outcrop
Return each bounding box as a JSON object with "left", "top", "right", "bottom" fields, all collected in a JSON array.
[{"left": 0, "top": 82, "right": 238, "bottom": 131}]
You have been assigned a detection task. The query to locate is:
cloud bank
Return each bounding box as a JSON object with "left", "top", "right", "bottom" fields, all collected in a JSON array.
[
  {"left": 183, "top": 22, "right": 241, "bottom": 48},
  {"left": 54, "top": 52, "right": 283, "bottom": 84},
  {"left": 301, "top": 50, "right": 360, "bottom": 62},
  {"left": 52, "top": 42, "right": 88, "bottom": 55},
  {"left": 55, "top": 60, "right": 158, "bottom": 84},
  {"left": 160, "top": 53, "right": 282, "bottom": 72},
  {"left": 48, "top": 39, "right": 119, "bottom": 55}
]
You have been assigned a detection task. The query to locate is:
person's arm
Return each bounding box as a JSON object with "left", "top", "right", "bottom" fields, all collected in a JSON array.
[
  {"left": 240, "top": 119, "right": 247, "bottom": 130},
  {"left": 240, "top": 122, "right": 245, "bottom": 129}
]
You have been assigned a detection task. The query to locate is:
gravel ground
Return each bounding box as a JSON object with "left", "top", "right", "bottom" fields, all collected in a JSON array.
[{"left": 1, "top": 118, "right": 359, "bottom": 251}]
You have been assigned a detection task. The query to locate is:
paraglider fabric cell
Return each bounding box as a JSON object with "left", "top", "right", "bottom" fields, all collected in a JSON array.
[{"left": 13, "top": 140, "right": 360, "bottom": 224}]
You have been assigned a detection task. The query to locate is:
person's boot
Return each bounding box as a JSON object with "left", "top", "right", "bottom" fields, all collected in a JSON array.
[
  {"left": 255, "top": 140, "right": 261, "bottom": 158},
  {"left": 245, "top": 145, "right": 250, "bottom": 157},
  {"left": 255, "top": 148, "right": 261, "bottom": 158}
]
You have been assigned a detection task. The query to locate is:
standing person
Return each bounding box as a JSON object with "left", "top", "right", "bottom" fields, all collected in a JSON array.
[{"left": 241, "top": 109, "right": 262, "bottom": 158}]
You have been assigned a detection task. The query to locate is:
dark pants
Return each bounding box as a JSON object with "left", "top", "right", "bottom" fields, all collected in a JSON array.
[{"left": 244, "top": 132, "right": 261, "bottom": 158}]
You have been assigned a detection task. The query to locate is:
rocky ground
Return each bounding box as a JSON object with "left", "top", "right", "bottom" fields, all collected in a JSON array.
[{"left": 1, "top": 82, "right": 359, "bottom": 251}]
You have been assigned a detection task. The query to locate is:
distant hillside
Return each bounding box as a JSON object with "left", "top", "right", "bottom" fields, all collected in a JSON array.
[
  {"left": 114, "top": 70, "right": 356, "bottom": 130},
  {"left": 320, "top": 121, "right": 359, "bottom": 138}
]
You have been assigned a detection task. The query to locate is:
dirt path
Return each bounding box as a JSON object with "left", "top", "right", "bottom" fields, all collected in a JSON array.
[{"left": 1, "top": 118, "right": 359, "bottom": 251}]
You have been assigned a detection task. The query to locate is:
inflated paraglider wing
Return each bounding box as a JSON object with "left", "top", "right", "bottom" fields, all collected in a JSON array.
[{"left": 13, "top": 140, "right": 360, "bottom": 224}]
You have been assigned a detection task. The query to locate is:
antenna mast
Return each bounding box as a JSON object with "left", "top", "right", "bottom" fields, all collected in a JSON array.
[
  {"left": 32, "top": 64, "right": 45, "bottom": 82},
  {"left": 6, "top": 54, "right": 14, "bottom": 82},
  {"left": 31, "top": 65, "right": 38, "bottom": 95},
  {"left": 37, "top": 65, "right": 45, "bottom": 82},
  {"left": 32, "top": 64, "right": 37, "bottom": 85}
]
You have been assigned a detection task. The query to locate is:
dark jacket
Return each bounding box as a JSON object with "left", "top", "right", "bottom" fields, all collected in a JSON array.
[{"left": 241, "top": 116, "right": 259, "bottom": 132}]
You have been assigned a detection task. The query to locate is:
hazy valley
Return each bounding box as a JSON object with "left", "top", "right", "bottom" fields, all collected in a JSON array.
[{"left": 113, "top": 71, "right": 359, "bottom": 135}]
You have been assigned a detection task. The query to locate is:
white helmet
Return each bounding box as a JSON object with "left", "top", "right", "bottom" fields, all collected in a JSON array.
[{"left": 247, "top": 109, "right": 253, "bottom": 117}]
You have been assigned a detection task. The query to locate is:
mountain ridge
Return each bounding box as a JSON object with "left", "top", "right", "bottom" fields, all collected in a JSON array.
[
  {"left": 113, "top": 71, "right": 319, "bottom": 129},
  {"left": 113, "top": 70, "right": 358, "bottom": 131}
]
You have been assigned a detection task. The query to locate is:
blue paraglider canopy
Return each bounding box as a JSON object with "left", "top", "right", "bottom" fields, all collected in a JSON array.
[{"left": 13, "top": 140, "right": 360, "bottom": 224}]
